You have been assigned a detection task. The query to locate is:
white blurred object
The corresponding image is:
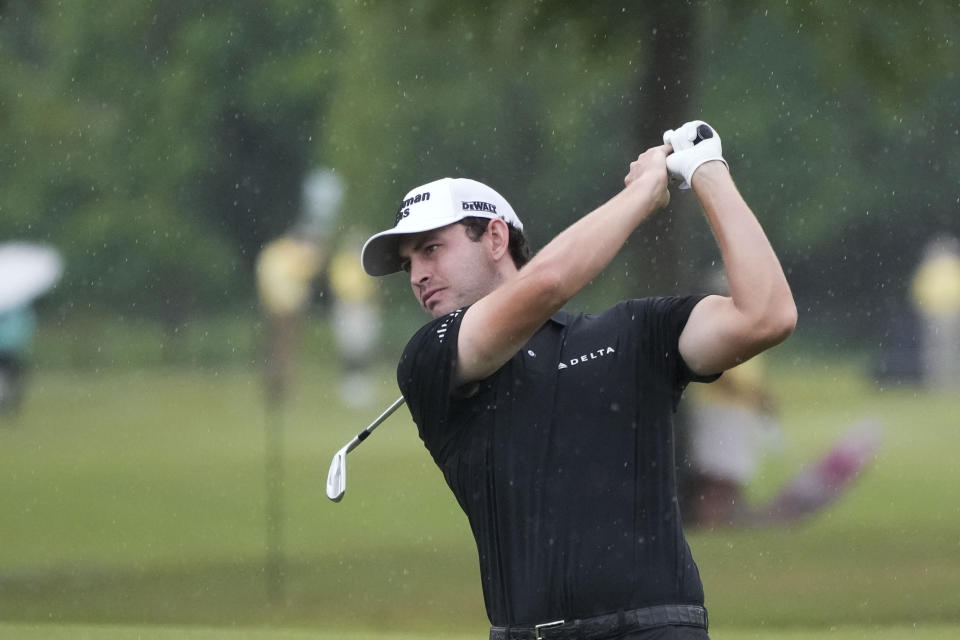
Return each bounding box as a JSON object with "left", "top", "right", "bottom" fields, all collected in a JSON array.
[
  {"left": 332, "top": 300, "right": 381, "bottom": 409},
  {"left": 332, "top": 300, "right": 381, "bottom": 365},
  {"left": 0, "top": 243, "right": 64, "bottom": 313},
  {"left": 339, "top": 371, "right": 375, "bottom": 409},
  {"left": 301, "top": 169, "right": 345, "bottom": 239},
  {"left": 689, "top": 404, "right": 779, "bottom": 484}
]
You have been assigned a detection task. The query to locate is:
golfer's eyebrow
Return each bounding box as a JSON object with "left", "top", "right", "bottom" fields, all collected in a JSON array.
[{"left": 399, "top": 233, "right": 440, "bottom": 258}]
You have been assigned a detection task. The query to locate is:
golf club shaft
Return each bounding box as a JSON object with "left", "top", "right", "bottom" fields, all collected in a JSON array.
[{"left": 345, "top": 396, "right": 406, "bottom": 454}]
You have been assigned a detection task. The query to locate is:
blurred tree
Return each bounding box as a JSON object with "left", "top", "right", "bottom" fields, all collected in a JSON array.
[
  {"left": 0, "top": 0, "right": 342, "bottom": 330},
  {"left": 696, "top": 2, "right": 960, "bottom": 341},
  {"left": 1, "top": 0, "right": 958, "bottom": 352}
]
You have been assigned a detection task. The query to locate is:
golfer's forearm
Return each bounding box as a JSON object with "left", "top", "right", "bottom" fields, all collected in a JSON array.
[
  {"left": 524, "top": 178, "right": 662, "bottom": 303},
  {"left": 694, "top": 165, "right": 797, "bottom": 335}
]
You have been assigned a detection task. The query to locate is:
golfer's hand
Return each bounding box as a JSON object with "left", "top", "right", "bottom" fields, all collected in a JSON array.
[
  {"left": 624, "top": 144, "right": 670, "bottom": 209},
  {"left": 662, "top": 120, "right": 728, "bottom": 190}
]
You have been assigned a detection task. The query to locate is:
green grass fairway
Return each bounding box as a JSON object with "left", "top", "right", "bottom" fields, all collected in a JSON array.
[{"left": 1, "top": 356, "right": 959, "bottom": 637}]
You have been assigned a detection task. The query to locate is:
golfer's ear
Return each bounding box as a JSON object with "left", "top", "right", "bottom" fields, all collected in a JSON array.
[{"left": 487, "top": 218, "right": 510, "bottom": 261}]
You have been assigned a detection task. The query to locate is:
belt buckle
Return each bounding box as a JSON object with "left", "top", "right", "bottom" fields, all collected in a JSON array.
[{"left": 534, "top": 619, "right": 565, "bottom": 640}]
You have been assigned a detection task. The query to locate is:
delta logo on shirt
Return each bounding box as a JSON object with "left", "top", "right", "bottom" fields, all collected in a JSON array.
[{"left": 557, "top": 346, "right": 616, "bottom": 370}]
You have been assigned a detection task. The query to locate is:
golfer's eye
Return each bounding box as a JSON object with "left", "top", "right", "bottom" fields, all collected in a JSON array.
[{"left": 424, "top": 244, "right": 439, "bottom": 255}]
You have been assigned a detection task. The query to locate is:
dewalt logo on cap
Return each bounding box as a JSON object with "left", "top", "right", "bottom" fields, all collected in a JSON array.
[{"left": 461, "top": 201, "right": 498, "bottom": 214}]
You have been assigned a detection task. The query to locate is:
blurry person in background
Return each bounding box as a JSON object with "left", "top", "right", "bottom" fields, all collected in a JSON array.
[
  {"left": 255, "top": 170, "right": 343, "bottom": 601},
  {"left": 256, "top": 227, "right": 325, "bottom": 406},
  {"left": 255, "top": 169, "right": 343, "bottom": 408},
  {"left": 679, "top": 353, "right": 784, "bottom": 528},
  {"left": 0, "top": 242, "right": 63, "bottom": 418},
  {"left": 328, "top": 231, "right": 381, "bottom": 407},
  {"left": 0, "top": 305, "right": 36, "bottom": 416},
  {"left": 680, "top": 369, "right": 882, "bottom": 528},
  {"left": 910, "top": 235, "right": 960, "bottom": 392},
  {"left": 678, "top": 268, "right": 882, "bottom": 529}
]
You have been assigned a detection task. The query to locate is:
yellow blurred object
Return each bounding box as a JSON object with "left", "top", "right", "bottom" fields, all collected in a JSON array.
[
  {"left": 255, "top": 237, "right": 323, "bottom": 316},
  {"left": 911, "top": 251, "right": 960, "bottom": 318},
  {"left": 693, "top": 356, "right": 767, "bottom": 411},
  {"left": 329, "top": 245, "right": 375, "bottom": 303}
]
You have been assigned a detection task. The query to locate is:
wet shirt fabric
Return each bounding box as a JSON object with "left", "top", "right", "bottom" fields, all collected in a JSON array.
[{"left": 397, "top": 296, "right": 715, "bottom": 627}]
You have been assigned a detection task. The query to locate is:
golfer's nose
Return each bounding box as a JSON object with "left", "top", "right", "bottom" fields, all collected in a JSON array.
[{"left": 409, "top": 260, "right": 429, "bottom": 287}]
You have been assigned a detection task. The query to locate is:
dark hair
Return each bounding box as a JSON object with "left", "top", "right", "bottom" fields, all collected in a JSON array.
[{"left": 459, "top": 216, "right": 531, "bottom": 269}]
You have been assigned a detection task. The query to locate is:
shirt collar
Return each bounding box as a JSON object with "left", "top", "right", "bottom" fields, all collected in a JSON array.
[{"left": 549, "top": 310, "right": 570, "bottom": 326}]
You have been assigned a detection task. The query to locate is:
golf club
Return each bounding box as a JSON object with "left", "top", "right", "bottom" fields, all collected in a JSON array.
[{"left": 326, "top": 395, "right": 406, "bottom": 502}]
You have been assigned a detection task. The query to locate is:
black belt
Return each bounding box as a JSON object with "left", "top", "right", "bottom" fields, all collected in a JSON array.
[{"left": 489, "top": 604, "right": 708, "bottom": 640}]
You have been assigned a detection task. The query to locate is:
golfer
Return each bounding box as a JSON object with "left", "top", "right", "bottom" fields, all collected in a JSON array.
[{"left": 361, "top": 121, "right": 796, "bottom": 639}]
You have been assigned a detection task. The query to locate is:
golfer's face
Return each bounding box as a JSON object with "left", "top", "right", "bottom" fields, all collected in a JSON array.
[{"left": 398, "top": 223, "right": 498, "bottom": 318}]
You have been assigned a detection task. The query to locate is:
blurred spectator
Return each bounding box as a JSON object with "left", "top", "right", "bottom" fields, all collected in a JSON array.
[
  {"left": 678, "top": 270, "right": 881, "bottom": 528},
  {"left": 0, "top": 242, "right": 63, "bottom": 417},
  {"left": 870, "top": 297, "right": 922, "bottom": 385},
  {"left": 328, "top": 232, "right": 381, "bottom": 407},
  {"left": 910, "top": 235, "right": 960, "bottom": 391},
  {"left": 679, "top": 355, "right": 783, "bottom": 527},
  {"left": 255, "top": 169, "right": 343, "bottom": 407},
  {"left": 679, "top": 360, "right": 882, "bottom": 528},
  {"left": 256, "top": 231, "right": 326, "bottom": 406},
  {"left": 0, "top": 305, "right": 36, "bottom": 415}
]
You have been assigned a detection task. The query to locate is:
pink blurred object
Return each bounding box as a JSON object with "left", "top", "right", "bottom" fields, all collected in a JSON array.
[{"left": 761, "top": 419, "right": 883, "bottom": 524}]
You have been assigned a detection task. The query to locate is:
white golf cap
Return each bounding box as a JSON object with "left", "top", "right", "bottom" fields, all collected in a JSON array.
[{"left": 361, "top": 177, "right": 523, "bottom": 276}]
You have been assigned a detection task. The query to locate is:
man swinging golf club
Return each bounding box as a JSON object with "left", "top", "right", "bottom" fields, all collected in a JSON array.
[{"left": 359, "top": 120, "right": 797, "bottom": 640}]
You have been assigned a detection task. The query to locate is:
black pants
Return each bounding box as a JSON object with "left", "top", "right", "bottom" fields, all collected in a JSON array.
[{"left": 611, "top": 626, "right": 710, "bottom": 640}]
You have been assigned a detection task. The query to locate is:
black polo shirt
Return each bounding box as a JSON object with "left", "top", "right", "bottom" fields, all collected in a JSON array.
[{"left": 397, "top": 296, "right": 714, "bottom": 627}]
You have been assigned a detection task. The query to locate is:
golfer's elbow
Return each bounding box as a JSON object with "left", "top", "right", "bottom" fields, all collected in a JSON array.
[{"left": 757, "top": 297, "right": 797, "bottom": 348}]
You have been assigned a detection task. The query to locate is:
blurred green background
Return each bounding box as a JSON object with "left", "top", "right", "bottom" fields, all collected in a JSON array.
[{"left": 2, "top": 1, "right": 959, "bottom": 638}]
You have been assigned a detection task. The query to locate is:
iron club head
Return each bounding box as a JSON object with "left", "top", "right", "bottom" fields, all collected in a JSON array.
[
  {"left": 326, "top": 445, "right": 349, "bottom": 502},
  {"left": 326, "top": 396, "right": 405, "bottom": 504}
]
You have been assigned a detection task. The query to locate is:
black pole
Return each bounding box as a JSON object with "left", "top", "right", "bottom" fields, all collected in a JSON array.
[
  {"left": 264, "top": 399, "right": 285, "bottom": 603},
  {"left": 262, "top": 313, "right": 294, "bottom": 604}
]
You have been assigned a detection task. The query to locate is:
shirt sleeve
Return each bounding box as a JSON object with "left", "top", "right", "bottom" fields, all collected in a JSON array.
[
  {"left": 396, "top": 307, "right": 467, "bottom": 454},
  {"left": 626, "top": 295, "right": 720, "bottom": 408}
]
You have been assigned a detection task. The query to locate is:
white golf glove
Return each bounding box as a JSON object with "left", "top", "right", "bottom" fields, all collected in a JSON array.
[{"left": 662, "top": 120, "right": 728, "bottom": 189}]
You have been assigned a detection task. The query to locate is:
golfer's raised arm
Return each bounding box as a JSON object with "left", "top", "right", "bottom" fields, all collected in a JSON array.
[
  {"left": 669, "top": 124, "right": 797, "bottom": 376},
  {"left": 455, "top": 146, "right": 671, "bottom": 385}
]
